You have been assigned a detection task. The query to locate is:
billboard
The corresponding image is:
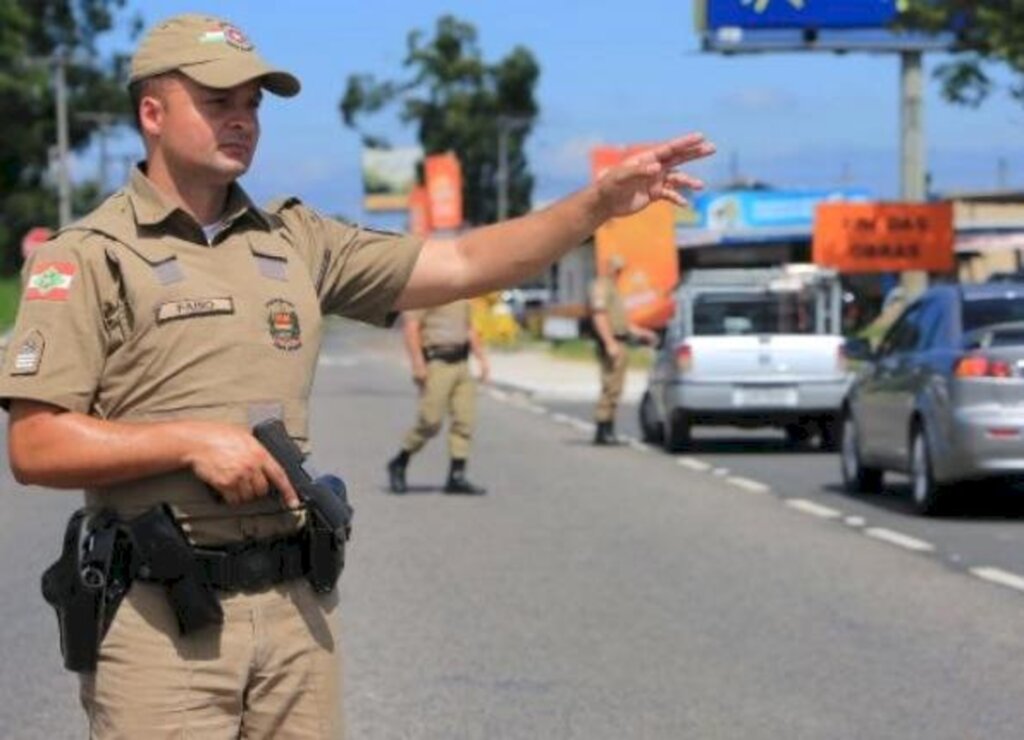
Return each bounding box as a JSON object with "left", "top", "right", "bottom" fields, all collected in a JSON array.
[
  {"left": 701, "top": 0, "right": 901, "bottom": 31},
  {"left": 591, "top": 146, "right": 678, "bottom": 329},
  {"left": 689, "top": 189, "right": 872, "bottom": 232},
  {"left": 361, "top": 146, "right": 422, "bottom": 212},
  {"left": 425, "top": 152, "right": 463, "bottom": 231}
]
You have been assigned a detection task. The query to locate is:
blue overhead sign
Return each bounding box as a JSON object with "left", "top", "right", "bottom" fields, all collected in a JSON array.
[{"left": 703, "top": 0, "right": 900, "bottom": 30}]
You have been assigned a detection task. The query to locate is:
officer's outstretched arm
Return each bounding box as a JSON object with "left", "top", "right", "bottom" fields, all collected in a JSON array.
[
  {"left": 8, "top": 399, "right": 299, "bottom": 507},
  {"left": 394, "top": 132, "right": 714, "bottom": 311}
]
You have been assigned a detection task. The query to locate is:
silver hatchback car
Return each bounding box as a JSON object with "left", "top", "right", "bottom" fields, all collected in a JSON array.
[{"left": 841, "top": 283, "right": 1024, "bottom": 514}]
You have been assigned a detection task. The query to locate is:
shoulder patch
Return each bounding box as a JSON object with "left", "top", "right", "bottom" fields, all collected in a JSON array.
[
  {"left": 26, "top": 261, "right": 77, "bottom": 301},
  {"left": 10, "top": 330, "right": 45, "bottom": 375}
]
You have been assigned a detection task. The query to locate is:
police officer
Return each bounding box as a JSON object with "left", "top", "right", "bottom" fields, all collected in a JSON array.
[
  {"left": 0, "top": 12, "right": 714, "bottom": 738},
  {"left": 386, "top": 299, "right": 489, "bottom": 494},
  {"left": 589, "top": 254, "right": 658, "bottom": 445}
]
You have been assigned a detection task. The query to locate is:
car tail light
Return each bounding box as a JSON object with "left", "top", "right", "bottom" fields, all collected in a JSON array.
[
  {"left": 675, "top": 343, "right": 693, "bottom": 373},
  {"left": 954, "top": 356, "right": 1013, "bottom": 378}
]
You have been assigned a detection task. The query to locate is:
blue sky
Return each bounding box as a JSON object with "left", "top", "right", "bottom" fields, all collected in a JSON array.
[{"left": 94, "top": 1, "right": 1024, "bottom": 224}]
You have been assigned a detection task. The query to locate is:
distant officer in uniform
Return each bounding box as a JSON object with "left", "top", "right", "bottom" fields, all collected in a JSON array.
[
  {"left": 589, "top": 254, "right": 658, "bottom": 445},
  {"left": 386, "top": 299, "right": 489, "bottom": 494},
  {"left": 0, "top": 12, "right": 714, "bottom": 738}
]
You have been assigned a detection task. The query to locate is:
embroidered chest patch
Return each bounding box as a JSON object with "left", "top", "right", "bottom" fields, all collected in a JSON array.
[
  {"left": 26, "top": 262, "right": 76, "bottom": 301},
  {"left": 11, "top": 330, "right": 45, "bottom": 375},
  {"left": 155, "top": 297, "right": 235, "bottom": 324},
  {"left": 266, "top": 299, "right": 301, "bottom": 351}
]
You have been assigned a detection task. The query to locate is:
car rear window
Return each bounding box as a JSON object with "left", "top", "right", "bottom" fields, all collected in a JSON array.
[
  {"left": 962, "top": 296, "right": 1024, "bottom": 334},
  {"left": 692, "top": 291, "right": 818, "bottom": 336}
]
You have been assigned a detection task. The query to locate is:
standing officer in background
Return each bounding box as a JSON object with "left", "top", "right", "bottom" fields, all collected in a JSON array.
[
  {"left": 386, "top": 299, "right": 489, "bottom": 495},
  {"left": 590, "top": 254, "right": 658, "bottom": 445},
  {"left": 0, "top": 12, "right": 714, "bottom": 739}
]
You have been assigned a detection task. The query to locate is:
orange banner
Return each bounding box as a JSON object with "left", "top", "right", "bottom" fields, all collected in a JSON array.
[
  {"left": 591, "top": 145, "right": 679, "bottom": 330},
  {"left": 813, "top": 202, "right": 955, "bottom": 274},
  {"left": 425, "top": 152, "right": 463, "bottom": 231},
  {"left": 408, "top": 185, "right": 432, "bottom": 237}
]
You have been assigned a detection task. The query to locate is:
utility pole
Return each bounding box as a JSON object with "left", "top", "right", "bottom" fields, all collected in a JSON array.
[
  {"left": 495, "top": 115, "right": 531, "bottom": 222},
  {"left": 899, "top": 49, "right": 927, "bottom": 298},
  {"left": 78, "top": 112, "right": 130, "bottom": 196},
  {"left": 54, "top": 51, "right": 72, "bottom": 228}
]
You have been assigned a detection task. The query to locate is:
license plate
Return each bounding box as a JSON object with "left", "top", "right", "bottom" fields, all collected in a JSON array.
[{"left": 732, "top": 386, "right": 798, "bottom": 407}]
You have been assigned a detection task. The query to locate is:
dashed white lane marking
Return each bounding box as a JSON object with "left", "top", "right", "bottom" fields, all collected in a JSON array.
[
  {"left": 526, "top": 404, "right": 548, "bottom": 416},
  {"left": 864, "top": 527, "right": 935, "bottom": 553},
  {"left": 551, "top": 412, "right": 573, "bottom": 424},
  {"left": 568, "top": 419, "right": 595, "bottom": 433},
  {"left": 627, "top": 438, "right": 650, "bottom": 453},
  {"left": 488, "top": 389, "right": 509, "bottom": 402},
  {"left": 844, "top": 516, "right": 866, "bottom": 528},
  {"left": 677, "top": 457, "right": 712, "bottom": 472},
  {"left": 786, "top": 498, "right": 841, "bottom": 519},
  {"left": 970, "top": 567, "right": 1024, "bottom": 594},
  {"left": 727, "top": 477, "right": 771, "bottom": 493},
  {"left": 712, "top": 467, "right": 730, "bottom": 477}
]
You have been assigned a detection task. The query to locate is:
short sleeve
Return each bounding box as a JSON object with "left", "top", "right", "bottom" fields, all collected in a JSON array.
[
  {"left": 0, "top": 234, "right": 113, "bottom": 413},
  {"left": 274, "top": 201, "right": 422, "bottom": 326}
]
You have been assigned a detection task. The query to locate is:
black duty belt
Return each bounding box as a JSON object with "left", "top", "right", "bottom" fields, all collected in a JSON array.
[
  {"left": 142, "top": 532, "right": 306, "bottom": 593},
  {"left": 423, "top": 343, "right": 470, "bottom": 363}
]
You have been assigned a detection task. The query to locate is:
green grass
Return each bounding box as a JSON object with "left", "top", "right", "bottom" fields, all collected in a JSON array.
[{"left": 0, "top": 277, "right": 20, "bottom": 330}]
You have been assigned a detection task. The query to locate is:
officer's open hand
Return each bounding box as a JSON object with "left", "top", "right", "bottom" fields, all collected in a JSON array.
[
  {"left": 595, "top": 133, "right": 715, "bottom": 219},
  {"left": 178, "top": 422, "right": 301, "bottom": 508},
  {"left": 412, "top": 363, "right": 428, "bottom": 389}
]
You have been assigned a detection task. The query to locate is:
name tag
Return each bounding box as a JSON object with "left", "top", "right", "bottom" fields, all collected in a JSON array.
[{"left": 155, "top": 297, "right": 235, "bottom": 324}]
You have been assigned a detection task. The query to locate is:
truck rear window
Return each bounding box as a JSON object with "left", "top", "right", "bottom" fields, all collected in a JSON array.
[{"left": 692, "top": 292, "right": 818, "bottom": 336}]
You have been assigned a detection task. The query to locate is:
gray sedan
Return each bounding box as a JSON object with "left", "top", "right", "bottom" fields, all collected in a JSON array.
[{"left": 841, "top": 283, "right": 1024, "bottom": 514}]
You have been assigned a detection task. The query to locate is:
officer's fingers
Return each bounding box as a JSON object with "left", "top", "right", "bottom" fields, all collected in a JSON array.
[
  {"left": 263, "top": 458, "right": 301, "bottom": 509},
  {"left": 250, "top": 470, "right": 270, "bottom": 500}
]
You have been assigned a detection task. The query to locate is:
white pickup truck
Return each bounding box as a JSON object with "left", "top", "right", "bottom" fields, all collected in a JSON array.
[{"left": 639, "top": 266, "right": 852, "bottom": 452}]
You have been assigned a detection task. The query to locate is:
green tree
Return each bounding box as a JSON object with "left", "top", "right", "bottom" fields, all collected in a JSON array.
[
  {"left": 0, "top": 0, "right": 139, "bottom": 273},
  {"left": 340, "top": 15, "right": 540, "bottom": 225},
  {"left": 902, "top": 1, "right": 1024, "bottom": 107}
]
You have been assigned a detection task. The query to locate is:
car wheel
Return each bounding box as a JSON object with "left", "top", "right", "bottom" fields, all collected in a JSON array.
[
  {"left": 663, "top": 408, "right": 692, "bottom": 453},
  {"left": 840, "top": 412, "right": 883, "bottom": 494},
  {"left": 910, "top": 426, "right": 945, "bottom": 516},
  {"left": 639, "top": 392, "right": 663, "bottom": 444}
]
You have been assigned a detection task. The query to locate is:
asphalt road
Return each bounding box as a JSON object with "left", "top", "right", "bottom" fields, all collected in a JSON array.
[
  {"left": 4, "top": 323, "right": 1024, "bottom": 739},
  {"left": 548, "top": 396, "right": 1024, "bottom": 585}
]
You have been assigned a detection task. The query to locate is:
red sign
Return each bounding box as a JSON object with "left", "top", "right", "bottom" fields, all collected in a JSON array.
[
  {"left": 425, "top": 153, "right": 463, "bottom": 231},
  {"left": 21, "top": 227, "right": 53, "bottom": 260},
  {"left": 408, "top": 185, "right": 432, "bottom": 237},
  {"left": 813, "top": 202, "right": 955, "bottom": 274}
]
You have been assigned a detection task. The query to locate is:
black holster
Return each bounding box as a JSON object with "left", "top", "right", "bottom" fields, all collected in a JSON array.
[
  {"left": 303, "top": 474, "right": 353, "bottom": 593},
  {"left": 128, "top": 504, "right": 223, "bottom": 635},
  {"left": 41, "top": 508, "right": 133, "bottom": 673}
]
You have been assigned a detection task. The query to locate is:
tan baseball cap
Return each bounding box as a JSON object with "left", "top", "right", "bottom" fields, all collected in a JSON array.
[{"left": 130, "top": 14, "right": 300, "bottom": 97}]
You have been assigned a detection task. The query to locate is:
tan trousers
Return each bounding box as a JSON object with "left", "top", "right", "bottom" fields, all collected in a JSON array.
[
  {"left": 595, "top": 347, "right": 628, "bottom": 423},
  {"left": 81, "top": 580, "right": 342, "bottom": 739},
  {"left": 402, "top": 359, "right": 476, "bottom": 459}
]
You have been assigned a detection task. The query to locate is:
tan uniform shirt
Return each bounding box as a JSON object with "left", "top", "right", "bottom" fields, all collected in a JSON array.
[
  {"left": 589, "top": 276, "right": 629, "bottom": 336},
  {"left": 407, "top": 299, "right": 471, "bottom": 347},
  {"left": 0, "top": 168, "right": 422, "bottom": 544}
]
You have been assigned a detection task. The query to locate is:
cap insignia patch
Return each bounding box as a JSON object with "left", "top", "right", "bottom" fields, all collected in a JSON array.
[
  {"left": 267, "top": 299, "right": 301, "bottom": 351},
  {"left": 11, "top": 330, "right": 45, "bottom": 376},
  {"left": 26, "top": 261, "right": 76, "bottom": 301},
  {"left": 199, "top": 23, "right": 254, "bottom": 51}
]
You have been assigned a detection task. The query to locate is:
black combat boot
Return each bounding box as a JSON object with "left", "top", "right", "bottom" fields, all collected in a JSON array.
[
  {"left": 387, "top": 450, "right": 410, "bottom": 494},
  {"left": 593, "top": 421, "right": 619, "bottom": 446},
  {"left": 444, "top": 458, "right": 486, "bottom": 495}
]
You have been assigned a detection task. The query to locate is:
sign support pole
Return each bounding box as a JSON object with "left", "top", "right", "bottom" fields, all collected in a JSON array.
[{"left": 900, "top": 49, "right": 928, "bottom": 297}]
